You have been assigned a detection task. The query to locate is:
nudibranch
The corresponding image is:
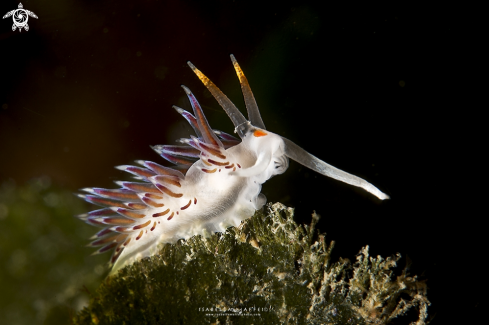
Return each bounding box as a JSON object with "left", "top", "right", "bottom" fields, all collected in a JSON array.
[{"left": 77, "top": 55, "right": 389, "bottom": 274}]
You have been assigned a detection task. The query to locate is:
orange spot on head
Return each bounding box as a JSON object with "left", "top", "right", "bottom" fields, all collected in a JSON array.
[{"left": 253, "top": 130, "right": 268, "bottom": 137}]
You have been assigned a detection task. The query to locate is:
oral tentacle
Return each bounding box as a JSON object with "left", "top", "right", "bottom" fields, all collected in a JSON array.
[{"left": 282, "top": 136, "right": 390, "bottom": 200}]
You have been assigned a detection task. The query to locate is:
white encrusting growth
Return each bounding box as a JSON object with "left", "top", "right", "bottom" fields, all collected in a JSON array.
[{"left": 78, "top": 55, "right": 390, "bottom": 275}]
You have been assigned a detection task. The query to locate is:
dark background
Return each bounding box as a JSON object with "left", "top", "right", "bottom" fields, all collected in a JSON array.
[{"left": 0, "top": 0, "right": 477, "bottom": 324}]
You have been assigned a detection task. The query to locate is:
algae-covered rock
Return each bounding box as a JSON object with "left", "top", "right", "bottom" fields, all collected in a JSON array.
[{"left": 74, "top": 203, "right": 429, "bottom": 325}]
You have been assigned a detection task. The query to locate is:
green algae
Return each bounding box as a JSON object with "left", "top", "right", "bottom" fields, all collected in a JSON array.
[{"left": 73, "top": 203, "right": 429, "bottom": 325}]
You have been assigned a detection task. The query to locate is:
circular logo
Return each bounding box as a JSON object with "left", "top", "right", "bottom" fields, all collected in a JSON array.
[
  {"left": 2, "top": 3, "right": 38, "bottom": 32},
  {"left": 13, "top": 10, "right": 28, "bottom": 27}
]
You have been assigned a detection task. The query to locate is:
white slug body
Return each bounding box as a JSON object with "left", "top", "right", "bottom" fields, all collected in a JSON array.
[{"left": 78, "top": 55, "right": 389, "bottom": 274}]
